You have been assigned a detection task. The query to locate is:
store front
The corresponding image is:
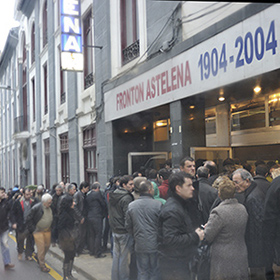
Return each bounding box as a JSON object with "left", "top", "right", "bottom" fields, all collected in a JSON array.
[{"left": 104, "top": 4, "right": 280, "bottom": 175}]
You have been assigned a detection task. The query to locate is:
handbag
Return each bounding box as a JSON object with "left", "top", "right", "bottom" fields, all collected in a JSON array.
[{"left": 190, "top": 240, "right": 211, "bottom": 280}]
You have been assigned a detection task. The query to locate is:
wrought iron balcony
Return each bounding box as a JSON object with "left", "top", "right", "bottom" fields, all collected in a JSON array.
[
  {"left": 84, "top": 72, "right": 94, "bottom": 89},
  {"left": 122, "top": 40, "right": 140, "bottom": 65}
]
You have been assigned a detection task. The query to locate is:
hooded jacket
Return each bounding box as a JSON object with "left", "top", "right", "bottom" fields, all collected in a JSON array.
[{"left": 108, "top": 187, "right": 134, "bottom": 234}]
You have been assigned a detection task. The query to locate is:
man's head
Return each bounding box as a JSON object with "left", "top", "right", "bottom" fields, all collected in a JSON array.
[
  {"left": 133, "top": 176, "right": 147, "bottom": 194},
  {"left": 23, "top": 188, "right": 32, "bottom": 200},
  {"left": 119, "top": 175, "right": 134, "bottom": 192},
  {"left": 169, "top": 171, "right": 194, "bottom": 200},
  {"left": 0, "top": 187, "right": 6, "bottom": 200},
  {"left": 92, "top": 182, "right": 101, "bottom": 192},
  {"left": 55, "top": 185, "right": 63, "bottom": 196},
  {"left": 79, "top": 181, "right": 90, "bottom": 193},
  {"left": 232, "top": 168, "right": 253, "bottom": 193},
  {"left": 203, "top": 160, "right": 218, "bottom": 176},
  {"left": 157, "top": 168, "right": 172, "bottom": 184},
  {"left": 42, "top": 193, "right": 52, "bottom": 208},
  {"left": 37, "top": 185, "right": 44, "bottom": 194},
  {"left": 255, "top": 164, "right": 269, "bottom": 177},
  {"left": 138, "top": 180, "right": 154, "bottom": 196},
  {"left": 66, "top": 183, "right": 77, "bottom": 196},
  {"left": 197, "top": 166, "right": 210, "bottom": 179},
  {"left": 180, "top": 157, "right": 196, "bottom": 177}
]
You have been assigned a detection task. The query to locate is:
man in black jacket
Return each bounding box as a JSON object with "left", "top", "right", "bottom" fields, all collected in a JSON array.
[
  {"left": 108, "top": 175, "right": 134, "bottom": 280},
  {"left": 11, "top": 187, "right": 36, "bottom": 261},
  {"left": 0, "top": 187, "right": 15, "bottom": 270},
  {"left": 85, "top": 182, "right": 106, "bottom": 258},
  {"left": 233, "top": 168, "right": 266, "bottom": 280},
  {"left": 74, "top": 181, "right": 89, "bottom": 256},
  {"left": 158, "top": 171, "right": 204, "bottom": 280},
  {"left": 263, "top": 169, "right": 280, "bottom": 280}
]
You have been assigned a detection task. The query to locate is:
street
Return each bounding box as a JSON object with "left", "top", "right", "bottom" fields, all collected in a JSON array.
[{"left": 0, "top": 233, "right": 88, "bottom": 280}]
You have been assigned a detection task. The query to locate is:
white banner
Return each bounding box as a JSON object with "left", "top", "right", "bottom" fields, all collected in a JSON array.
[{"left": 105, "top": 5, "right": 280, "bottom": 122}]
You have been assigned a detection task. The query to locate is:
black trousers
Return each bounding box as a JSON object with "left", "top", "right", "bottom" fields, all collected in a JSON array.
[
  {"left": 75, "top": 220, "right": 87, "bottom": 254},
  {"left": 16, "top": 229, "right": 34, "bottom": 257},
  {"left": 87, "top": 217, "right": 103, "bottom": 257},
  {"left": 159, "top": 256, "right": 192, "bottom": 280}
]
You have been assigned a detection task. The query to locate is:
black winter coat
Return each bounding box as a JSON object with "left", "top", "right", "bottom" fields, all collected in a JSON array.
[
  {"left": 11, "top": 197, "right": 36, "bottom": 232},
  {"left": 0, "top": 198, "right": 14, "bottom": 234},
  {"left": 58, "top": 207, "right": 76, "bottom": 251},
  {"left": 158, "top": 193, "right": 200, "bottom": 262},
  {"left": 85, "top": 190, "right": 107, "bottom": 220},
  {"left": 236, "top": 181, "right": 266, "bottom": 268},
  {"left": 263, "top": 175, "right": 280, "bottom": 266},
  {"left": 108, "top": 188, "right": 134, "bottom": 234}
]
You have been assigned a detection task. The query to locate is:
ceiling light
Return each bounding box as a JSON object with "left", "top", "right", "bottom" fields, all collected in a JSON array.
[
  {"left": 189, "top": 105, "right": 195, "bottom": 109},
  {"left": 218, "top": 96, "right": 225, "bottom": 102},
  {"left": 254, "top": 86, "right": 261, "bottom": 93}
]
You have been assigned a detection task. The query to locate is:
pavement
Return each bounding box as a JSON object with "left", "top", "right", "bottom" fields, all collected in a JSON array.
[{"left": 48, "top": 244, "right": 113, "bottom": 280}]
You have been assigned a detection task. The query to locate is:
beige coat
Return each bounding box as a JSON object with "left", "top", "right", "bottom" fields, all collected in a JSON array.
[{"left": 205, "top": 198, "right": 249, "bottom": 280}]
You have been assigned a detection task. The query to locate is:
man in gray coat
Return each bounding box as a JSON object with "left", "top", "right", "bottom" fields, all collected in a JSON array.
[{"left": 125, "top": 179, "right": 162, "bottom": 280}]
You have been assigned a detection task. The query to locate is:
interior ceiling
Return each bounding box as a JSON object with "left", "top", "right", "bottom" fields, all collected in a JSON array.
[{"left": 202, "top": 68, "right": 280, "bottom": 108}]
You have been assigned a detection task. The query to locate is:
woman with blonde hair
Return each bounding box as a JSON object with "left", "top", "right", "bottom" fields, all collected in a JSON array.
[{"left": 204, "top": 177, "right": 249, "bottom": 280}]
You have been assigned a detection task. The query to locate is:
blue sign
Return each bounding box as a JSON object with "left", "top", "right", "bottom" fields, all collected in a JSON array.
[{"left": 61, "top": 0, "right": 82, "bottom": 54}]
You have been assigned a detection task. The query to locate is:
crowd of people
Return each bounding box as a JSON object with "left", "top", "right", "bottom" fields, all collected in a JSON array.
[{"left": 0, "top": 156, "right": 280, "bottom": 280}]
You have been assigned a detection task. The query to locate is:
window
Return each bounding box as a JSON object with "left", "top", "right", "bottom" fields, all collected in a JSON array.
[
  {"left": 43, "top": 64, "right": 48, "bottom": 114},
  {"left": 231, "top": 97, "right": 265, "bottom": 131},
  {"left": 31, "top": 23, "right": 35, "bottom": 64},
  {"left": 120, "top": 0, "right": 139, "bottom": 65},
  {"left": 44, "top": 139, "right": 50, "bottom": 189},
  {"left": 60, "top": 133, "right": 70, "bottom": 183},
  {"left": 32, "top": 78, "right": 35, "bottom": 122},
  {"left": 22, "top": 34, "right": 28, "bottom": 131},
  {"left": 83, "top": 126, "right": 97, "bottom": 183},
  {"left": 83, "top": 10, "right": 94, "bottom": 89},
  {"left": 43, "top": 0, "right": 48, "bottom": 48},
  {"left": 33, "top": 143, "right": 37, "bottom": 185},
  {"left": 205, "top": 108, "right": 216, "bottom": 135},
  {"left": 269, "top": 93, "right": 280, "bottom": 126},
  {"left": 153, "top": 119, "right": 170, "bottom": 142},
  {"left": 59, "top": 46, "right": 65, "bottom": 104}
]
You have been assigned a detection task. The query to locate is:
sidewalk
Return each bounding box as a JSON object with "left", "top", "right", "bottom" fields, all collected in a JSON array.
[{"left": 48, "top": 245, "right": 112, "bottom": 280}]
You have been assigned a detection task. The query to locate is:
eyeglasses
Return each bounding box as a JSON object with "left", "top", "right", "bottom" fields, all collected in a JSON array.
[{"left": 233, "top": 180, "right": 244, "bottom": 185}]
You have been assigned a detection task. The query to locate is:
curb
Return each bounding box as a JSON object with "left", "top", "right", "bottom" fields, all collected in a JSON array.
[{"left": 48, "top": 247, "right": 97, "bottom": 280}]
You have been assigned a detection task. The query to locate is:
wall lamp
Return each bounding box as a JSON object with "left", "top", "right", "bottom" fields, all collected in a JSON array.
[{"left": 0, "top": 85, "right": 16, "bottom": 92}]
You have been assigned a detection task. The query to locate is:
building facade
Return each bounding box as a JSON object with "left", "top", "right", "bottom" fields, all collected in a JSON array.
[
  {"left": 0, "top": 1, "right": 280, "bottom": 189},
  {"left": 0, "top": 0, "right": 97, "bottom": 189}
]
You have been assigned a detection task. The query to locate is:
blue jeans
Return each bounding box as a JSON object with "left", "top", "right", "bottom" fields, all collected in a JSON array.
[
  {"left": 0, "top": 230, "right": 11, "bottom": 265},
  {"left": 111, "top": 233, "right": 133, "bottom": 280},
  {"left": 136, "top": 252, "right": 160, "bottom": 280}
]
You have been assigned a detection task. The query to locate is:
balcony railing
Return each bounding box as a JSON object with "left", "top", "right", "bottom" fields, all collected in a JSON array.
[
  {"left": 84, "top": 72, "right": 94, "bottom": 89},
  {"left": 14, "top": 116, "right": 28, "bottom": 134},
  {"left": 122, "top": 40, "right": 140, "bottom": 65}
]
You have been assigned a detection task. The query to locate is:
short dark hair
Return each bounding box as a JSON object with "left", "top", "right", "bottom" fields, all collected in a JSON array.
[
  {"left": 138, "top": 180, "right": 153, "bottom": 194},
  {"left": 79, "top": 181, "right": 90, "bottom": 191},
  {"left": 255, "top": 160, "right": 265, "bottom": 167},
  {"left": 23, "top": 187, "right": 31, "bottom": 194},
  {"left": 255, "top": 164, "right": 269, "bottom": 177},
  {"left": 204, "top": 161, "right": 218, "bottom": 176},
  {"left": 0, "top": 187, "right": 5, "bottom": 192},
  {"left": 223, "top": 158, "right": 235, "bottom": 166},
  {"left": 180, "top": 156, "right": 195, "bottom": 168},
  {"left": 158, "top": 168, "right": 172, "bottom": 180},
  {"left": 92, "top": 182, "right": 101, "bottom": 190},
  {"left": 147, "top": 169, "right": 158, "bottom": 180},
  {"left": 119, "top": 175, "right": 133, "bottom": 188},
  {"left": 197, "top": 166, "right": 209, "bottom": 178},
  {"left": 168, "top": 171, "right": 193, "bottom": 194}
]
